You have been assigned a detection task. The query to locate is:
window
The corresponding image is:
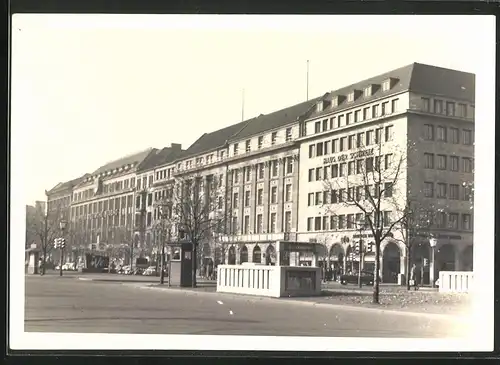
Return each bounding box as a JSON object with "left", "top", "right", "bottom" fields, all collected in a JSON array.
[
  {"left": 422, "top": 97, "right": 430, "bottom": 112},
  {"left": 424, "top": 182, "right": 434, "bottom": 197},
  {"left": 339, "top": 163, "right": 346, "bottom": 177},
  {"left": 323, "top": 190, "right": 330, "bottom": 204},
  {"left": 308, "top": 193, "right": 314, "bottom": 206},
  {"left": 347, "top": 92, "right": 354, "bottom": 102},
  {"left": 322, "top": 216, "right": 329, "bottom": 231},
  {"left": 348, "top": 135, "right": 355, "bottom": 149},
  {"left": 330, "top": 117, "right": 336, "bottom": 129},
  {"left": 308, "top": 144, "right": 315, "bottom": 158},
  {"left": 446, "top": 102, "right": 455, "bottom": 116},
  {"left": 258, "top": 163, "right": 265, "bottom": 179},
  {"left": 322, "top": 119, "right": 328, "bottom": 132},
  {"left": 338, "top": 115, "right": 344, "bottom": 127},
  {"left": 383, "top": 211, "right": 392, "bottom": 227},
  {"left": 384, "top": 154, "right": 393, "bottom": 169},
  {"left": 258, "top": 136, "right": 263, "bottom": 149},
  {"left": 365, "top": 157, "right": 374, "bottom": 172},
  {"left": 340, "top": 137, "right": 346, "bottom": 151},
  {"left": 307, "top": 217, "right": 313, "bottom": 231},
  {"left": 330, "top": 216, "right": 338, "bottom": 230},
  {"left": 448, "top": 213, "right": 459, "bottom": 229},
  {"left": 437, "top": 211, "right": 447, "bottom": 228},
  {"left": 385, "top": 125, "right": 393, "bottom": 142},
  {"left": 286, "top": 157, "right": 294, "bottom": 174},
  {"left": 338, "top": 189, "right": 345, "bottom": 203},
  {"left": 233, "top": 192, "right": 239, "bottom": 208},
  {"left": 256, "top": 188, "right": 263, "bottom": 205},
  {"left": 423, "top": 124, "right": 434, "bottom": 140},
  {"left": 437, "top": 183, "right": 447, "bottom": 198},
  {"left": 463, "top": 129, "right": 473, "bottom": 145},
  {"left": 234, "top": 170, "right": 240, "bottom": 184},
  {"left": 346, "top": 113, "right": 352, "bottom": 125},
  {"left": 332, "top": 139, "right": 339, "bottom": 153},
  {"left": 245, "top": 140, "right": 251, "bottom": 152},
  {"left": 315, "top": 192, "right": 322, "bottom": 205},
  {"left": 363, "top": 107, "right": 370, "bottom": 120},
  {"left": 375, "top": 128, "right": 383, "bottom": 144},
  {"left": 372, "top": 105, "right": 379, "bottom": 118},
  {"left": 272, "top": 160, "right": 279, "bottom": 177},
  {"left": 315, "top": 217, "right": 322, "bottom": 231},
  {"left": 357, "top": 132, "right": 364, "bottom": 147},
  {"left": 354, "top": 110, "right": 361, "bottom": 122},
  {"left": 271, "top": 132, "right": 277, "bottom": 145},
  {"left": 391, "top": 99, "right": 399, "bottom": 113},
  {"left": 366, "top": 130, "right": 373, "bottom": 145},
  {"left": 338, "top": 215, "right": 345, "bottom": 229},
  {"left": 434, "top": 99, "right": 443, "bottom": 114},
  {"left": 381, "top": 102, "right": 389, "bottom": 116},
  {"left": 384, "top": 182, "right": 393, "bottom": 197},
  {"left": 315, "top": 121, "right": 321, "bottom": 133},
  {"left": 284, "top": 211, "right": 292, "bottom": 232},
  {"left": 257, "top": 214, "right": 263, "bottom": 233},
  {"left": 450, "top": 156, "right": 459, "bottom": 171},
  {"left": 244, "top": 215, "right": 250, "bottom": 234},
  {"left": 463, "top": 185, "right": 473, "bottom": 201},
  {"left": 233, "top": 143, "right": 239, "bottom": 155},
  {"left": 286, "top": 127, "right": 292, "bottom": 141},
  {"left": 308, "top": 168, "right": 314, "bottom": 182},
  {"left": 424, "top": 153, "right": 434, "bottom": 169},
  {"left": 437, "top": 126, "right": 447, "bottom": 142},
  {"left": 382, "top": 80, "right": 390, "bottom": 91},
  {"left": 458, "top": 103, "right": 467, "bottom": 118},
  {"left": 356, "top": 159, "right": 363, "bottom": 174},
  {"left": 271, "top": 186, "right": 277, "bottom": 204},
  {"left": 244, "top": 190, "right": 250, "bottom": 207},
  {"left": 331, "top": 164, "right": 339, "bottom": 178},
  {"left": 285, "top": 184, "right": 292, "bottom": 202},
  {"left": 245, "top": 167, "right": 251, "bottom": 182},
  {"left": 364, "top": 87, "right": 371, "bottom": 97},
  {"left": 450, "top": 128, "right": 459, "bottom": 144},
  {"left": 462, "top": 214, "right": 471, "bottom": 230},
  {"left": 449, "top": 184, "right": 459, "bottom": 200},
  {"left": 316, "top": 167, "right": 323, "bottom": 180},
  {"left": 324, "top": 140, "right": 331, "bottom": 155},
  {"left": 462, "top": 158, "right": 473, "bottom": 173},
  {"left": 323, "top": 165, "right": 330, "bottom": 180},
  {"left": 316, "top": 142, "right": 324, "bottom": 156},
  {"left": 437, "top": 154, "right": 447, "bottom": 170},
  {"left": 270, "top": 213, "right": 277, "bottom": 233},
  {"left": 355, "top": 186, "right": 363, "bottom": 201},
  {"left": 348, "top": 161, "right": 355, "bottom": 175},
  {"left": 347, "top": 214, "right": 354, "bottom": 229}
]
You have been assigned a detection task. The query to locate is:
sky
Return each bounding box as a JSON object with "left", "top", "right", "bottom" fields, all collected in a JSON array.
[{"left": 11, "top": 15, "right": 493, "bottom": 206}]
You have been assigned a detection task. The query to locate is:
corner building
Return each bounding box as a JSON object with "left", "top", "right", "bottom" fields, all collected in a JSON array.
[{"left": 297, "top": 63, "right": 474, "bottom": 283}]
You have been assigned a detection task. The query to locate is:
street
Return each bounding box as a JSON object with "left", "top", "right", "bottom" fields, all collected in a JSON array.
[{"left": 24, "top": 276, "right": 466, "bottom": 338}]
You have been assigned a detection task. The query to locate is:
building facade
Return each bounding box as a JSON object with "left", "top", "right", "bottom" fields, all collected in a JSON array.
[{"left": 296, "top": 63, "right": 474, "bottom": 283}]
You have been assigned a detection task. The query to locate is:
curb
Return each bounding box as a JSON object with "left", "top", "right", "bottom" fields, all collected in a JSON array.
[{"left": 134, "top": 284, "right": 467, "bottom": 321}]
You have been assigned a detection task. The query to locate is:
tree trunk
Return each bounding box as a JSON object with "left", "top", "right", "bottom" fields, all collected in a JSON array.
[
  {"left": 42, "top": 246, "right": 47, "bottom": 275},
  {"left": 192, "top": 243, "right": 197, "bottom": 288},
  {"left": 373, "top": 239, "right": 380, "bottom": 304},
  {"left": 406, "top": 244, "right": 411, "bottom": 291}
]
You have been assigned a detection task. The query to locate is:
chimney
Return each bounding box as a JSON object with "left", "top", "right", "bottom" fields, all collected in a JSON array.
[{"left": 171, "top": 143, "right": 182, "bottom": 151}]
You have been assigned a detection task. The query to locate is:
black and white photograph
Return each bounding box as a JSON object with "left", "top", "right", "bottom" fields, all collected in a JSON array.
[{"left": 10, "top": 14, "right": 495, "bottom": 353}]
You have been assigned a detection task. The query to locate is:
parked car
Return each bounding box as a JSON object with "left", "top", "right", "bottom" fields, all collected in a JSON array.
[
  {"left": 143, "top": 266, "right": 157, "bottom": 276},
  {"left": 62, "top": 262, "right": 76, "bottom": 271},
  {"left": 339, "top": 271, "right": 379, "bottom": 286},
  {"left": 119, "top": 265, "right": 131, "bottom": 275}
]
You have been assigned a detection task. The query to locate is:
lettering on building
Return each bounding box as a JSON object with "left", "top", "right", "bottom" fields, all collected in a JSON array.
[{"left": 323, "top": 148, "right": 374, "bottom": 165}]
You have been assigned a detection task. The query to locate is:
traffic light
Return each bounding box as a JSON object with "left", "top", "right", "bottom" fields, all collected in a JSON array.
[
  {"left": 54, "top": 238, "right": 60, "bottom": 248},
  {"left": 423, "top": 258, "right": 429, "bottom": 267},
  {"left": 61, "top": 238, "right": 66, "bottom": 249}
]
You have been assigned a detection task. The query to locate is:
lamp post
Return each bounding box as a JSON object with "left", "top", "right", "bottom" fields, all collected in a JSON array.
[
  {"left": 429, "top": 236, "right": 438, "bottom": 288},
  {"left": 59, "top": 218, "right": 68, "bottom": 277},
  {"left": 356, "top": 221, "right": 364, "bottom": 289}
]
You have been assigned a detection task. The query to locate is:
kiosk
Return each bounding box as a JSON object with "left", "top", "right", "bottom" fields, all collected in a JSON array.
[
  {"left": 25, "top": 244, "right": 40, "bottom": 275},
  {"left": 167, "top": 242, "right": 193, "bottom": 287}
]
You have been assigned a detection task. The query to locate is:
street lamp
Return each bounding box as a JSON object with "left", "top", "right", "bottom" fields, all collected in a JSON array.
[
  {"left": 429, "top": 236, "right": 438, "bottom": 288},
  {"left": 356, "top": 220, "right": 364, "bottom": 288},
  {"left": 59, "top": 218, "right": 68, "bottom": 277}
]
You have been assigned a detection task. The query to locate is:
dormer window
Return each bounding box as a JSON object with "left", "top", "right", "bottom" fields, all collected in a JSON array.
[
  {"left": 382, "top": 79, "right": 391, "bottom": 92},
  {"left": 364, "top": 86, "right": 372, "bottom": 98},
  {"left": 347, "top": 92, "right": 355, "bottom": 102},
  {"left": 233, "top": 143, "right": 239, "bottom": 155},
  {"left": 331, "top": 96, "right": 339, "bottom": 107}
]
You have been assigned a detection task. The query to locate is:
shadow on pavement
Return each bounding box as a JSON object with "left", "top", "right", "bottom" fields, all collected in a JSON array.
[{"left": 26, "top": 316, "right": 260, "bottom": 324}]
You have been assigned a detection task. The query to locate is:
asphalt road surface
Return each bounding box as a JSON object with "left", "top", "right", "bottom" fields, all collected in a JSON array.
[{"left": 24, "top": 276, "right": 464, "bottom": 338}]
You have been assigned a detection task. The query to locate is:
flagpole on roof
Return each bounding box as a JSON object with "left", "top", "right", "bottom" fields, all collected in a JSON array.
[
  {"left": 241, "top": 88, "right": 245, "bottom": 122},
  {"left": 306, "top": 60, "right": 310, "bottom": 101}
]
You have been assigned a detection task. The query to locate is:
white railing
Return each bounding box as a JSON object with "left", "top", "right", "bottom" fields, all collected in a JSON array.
[
  {"left": 217, "top": 264, "right": 321, "bottom": 298},
  {"left": 439, "top": 271, "right": 474, "bottom": 293}
]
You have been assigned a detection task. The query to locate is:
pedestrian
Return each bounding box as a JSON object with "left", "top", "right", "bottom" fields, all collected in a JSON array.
[{"left": 410, "top": 263, "right": 420, "bottom": 291}]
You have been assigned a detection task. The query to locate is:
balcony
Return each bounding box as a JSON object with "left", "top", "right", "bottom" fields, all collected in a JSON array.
[{"left": 219, "top": 232, "right": 298, "bottom": 243}]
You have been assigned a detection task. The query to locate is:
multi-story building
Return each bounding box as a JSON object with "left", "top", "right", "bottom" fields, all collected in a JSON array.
[
  {"left": 134, "top": 143, "right": 184, "bottom": 256},
  {"left": 297, "top": 62, "right": 474, "bottom": 283},
  {"left": 69, "top": 148, "right": 155, "bottom": 265}
]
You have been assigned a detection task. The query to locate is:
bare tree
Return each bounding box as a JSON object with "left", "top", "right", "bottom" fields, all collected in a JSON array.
[
  {"left": 170, "top": 174, "right": 226, "bottom": 287},
  {"left": 26, "top": 205, "right": 64, "bottom": 275},
  {"left": 322, "top": 139, "right": 411, "bottom": 304}
]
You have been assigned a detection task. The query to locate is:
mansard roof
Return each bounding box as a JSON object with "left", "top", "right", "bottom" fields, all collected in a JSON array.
[{"left": 91, "top": 148, "right": 154, "bottom": 176}]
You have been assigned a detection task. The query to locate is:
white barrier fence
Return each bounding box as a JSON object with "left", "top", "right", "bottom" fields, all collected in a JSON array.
[
  {"left": 439, "top": 271, "right": 473, "bottom": 293},
  {"left": 217, "top": 264, "right": 321, "bottom": 298}
]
